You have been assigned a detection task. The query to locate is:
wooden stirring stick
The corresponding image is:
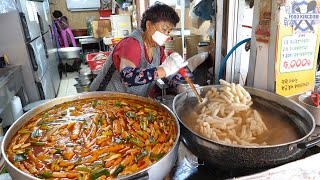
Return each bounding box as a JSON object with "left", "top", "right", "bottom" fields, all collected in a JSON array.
[{"left": 178, "top": 68, "right": 203, "bottom": 103}]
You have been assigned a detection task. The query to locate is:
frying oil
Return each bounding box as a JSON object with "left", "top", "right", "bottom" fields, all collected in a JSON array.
[{"left": 182, "top": 98, "right": 303, "bottom": 145}]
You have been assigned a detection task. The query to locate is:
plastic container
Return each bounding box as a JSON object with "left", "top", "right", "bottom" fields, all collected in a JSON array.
[
  {"left": 72, "top": 29, "right": 87, "bottom": 37},
  {"left": 86, "top": 52, "right": 110, "bottom": 71},
  {"left": 112, "top": 38, "right": 122, "bottom": 45},
  {"left": 0, "top": 103, "right": 13, "bottom": 128},
  {"left": 99, "top": 9, "right": 112, "bottom": 19},
  {"left": 0, "top": 96, "right": 23, "bottom": 128},
  {"left": 9, "top": 96, "right": 23, "bottom": 123}
]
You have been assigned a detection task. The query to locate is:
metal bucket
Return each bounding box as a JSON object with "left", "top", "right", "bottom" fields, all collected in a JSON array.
[
  {"left": 74, "top": 84, "right": 90, "bottom": 93},
  {"left": 75, "top": 73, "right": 92, "bottom": 86},
  {"left": 298, "top": 94, "right": 320, "bottom": 125}
]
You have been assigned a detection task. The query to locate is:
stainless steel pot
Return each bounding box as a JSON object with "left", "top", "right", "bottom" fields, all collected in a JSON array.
[
  {"left": 75, "top": 78, "right": 91, "bottom": 86},
  {"left": 1, "top": 92, "right": 180, "bottom": 180},
  {"left": 74, "top": 84, "right": 90, "bottom": 93},
  {"left": 173, "top": 85, "right": 319, "bottom": 169},
  {"left": 78, "top": 73, "right": 92, "bottom": 79},
  {"left": 58, "top": 47, "right": 81, "bottom": 59},
  {"left": 75, "top": 73, "right": 92, "bottom": 86}
]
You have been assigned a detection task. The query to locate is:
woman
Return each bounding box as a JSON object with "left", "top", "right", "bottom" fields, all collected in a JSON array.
[
  {"left": 52, "top": 10, "right": 77, "bottom": 47},
  {"left": 53, "top": 10, "right": 80, "bottom": 73},
  {"left": 90, "top": 2, "right": 187, "bottom": 97}
]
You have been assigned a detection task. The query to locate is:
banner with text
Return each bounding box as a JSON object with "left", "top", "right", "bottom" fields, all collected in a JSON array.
[{"left": 276, "top": 0, "right": 320, "bottom": 96}]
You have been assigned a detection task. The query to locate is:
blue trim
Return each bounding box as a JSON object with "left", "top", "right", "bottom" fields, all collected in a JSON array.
[{"left": 218, "top": 38, "right": 251, "bottom": 81}]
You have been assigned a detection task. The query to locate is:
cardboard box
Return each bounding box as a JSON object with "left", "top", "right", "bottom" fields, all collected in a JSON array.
[{"left": 92, "top": 20, "right": 111, "bottom": 38}]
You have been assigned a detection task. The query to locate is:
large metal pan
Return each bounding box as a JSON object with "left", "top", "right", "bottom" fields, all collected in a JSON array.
[
  {"left": 173, "top": 85, "right": 320, "bottom": 169},
  {"left": 1, "top": 92, "right": 180, "bottom": 180}
]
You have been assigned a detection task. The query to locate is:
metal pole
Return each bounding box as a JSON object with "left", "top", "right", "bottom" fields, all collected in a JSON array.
[
  {"left": 181, "top": 0, "right": 185, "bottom": 60},
  {"left": 247, "top": 0, "right": 260, "bottom": 87},
  {"left": 226, "top": 0, "right": 236, "bottom": 82},
  {"left": 214, "top": 0, "right": 224, "bottom": 84},
  {"left": 266, "top": 0, "right": 277, "bottom": 92},
  {"left": 226, "top": 0, "right": 245, "bottom": 84},
  {"left": 247, "top": 0, "right": 276, "bottom": 92},
  {"left": 234, "top": 0, "right": 245, "bottom": 84}
]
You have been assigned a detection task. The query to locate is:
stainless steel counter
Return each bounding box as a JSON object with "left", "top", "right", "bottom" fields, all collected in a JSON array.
[
  {"left": 0, "top": 66, "right": 20, "bottom": 89},
  {"left": 166, "top": 128, "right": 320, "bottom": 179},
  {"left": 0, "top": 65, "right": 27, "bottom": 115},
  {"left": 78, "top": 37, "right": 105, "bottom": 59},
  {"left": 79, "top": 37, "right": 102, "bottom": 45},
  {"left": 74, "top": 35, "right": 94, "bottom": 40}
]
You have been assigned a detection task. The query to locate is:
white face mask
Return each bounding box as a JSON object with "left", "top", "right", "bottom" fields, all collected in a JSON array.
[{"left": 151, "top": 26, "right": 170, "bottom": 46}]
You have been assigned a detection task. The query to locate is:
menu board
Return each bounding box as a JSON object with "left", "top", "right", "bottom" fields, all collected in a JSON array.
[
  {"left": 275, "top": 0, "right": 320, "bottom": 97},
  {"left": 280, "top": 35, "right": 317, "bottom": 73}
]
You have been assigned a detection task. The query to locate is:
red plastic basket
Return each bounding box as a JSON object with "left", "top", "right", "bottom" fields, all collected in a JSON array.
[
  {"left": 99, "top": 9, "right": 112, "bottom": 19},
  {"left": 86, "top": 52, "right": 110, "bottom": 71}
]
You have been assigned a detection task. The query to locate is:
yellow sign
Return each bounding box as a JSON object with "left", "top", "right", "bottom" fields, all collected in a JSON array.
[{"left": 275, "top": 0, "right": 320, "bottom": 97}]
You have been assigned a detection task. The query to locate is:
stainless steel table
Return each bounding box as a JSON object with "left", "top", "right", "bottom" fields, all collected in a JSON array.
[
  {"left": 0, "top": 65, "right": 27, "bottom": 115},
  {"left": 74, "top": 35, "right": 94, "bottom": 40},
  {"left": 78, "top": 37, "right": 104, "bottom": 53}
]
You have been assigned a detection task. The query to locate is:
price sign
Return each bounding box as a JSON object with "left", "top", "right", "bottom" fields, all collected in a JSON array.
[
  {"left": 275, "top": 0, "right": 320, "bottom": 97},
  {"left": 280, "top": 35, "right": 316, "bottom": 73},
  {"left": 276, "top": 33, "right": 318, "bottom": 97}
]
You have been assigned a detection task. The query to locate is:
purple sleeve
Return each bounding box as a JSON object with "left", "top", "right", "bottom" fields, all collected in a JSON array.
[{"left": 120, "top": 67, "right": 159, "bottom": 87}]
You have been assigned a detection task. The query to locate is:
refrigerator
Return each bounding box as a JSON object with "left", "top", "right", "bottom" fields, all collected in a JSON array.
[{"left": 0, "top": 0, "right": 60, "bottom": 103}]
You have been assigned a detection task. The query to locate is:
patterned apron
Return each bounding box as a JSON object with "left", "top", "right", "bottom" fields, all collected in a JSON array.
[{"left": 89, "top": 30, "right": 161, "bottom": 97}]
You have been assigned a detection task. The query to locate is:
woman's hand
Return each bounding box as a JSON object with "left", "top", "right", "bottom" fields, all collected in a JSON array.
[{"left": 160, "top": 52, "right": 187, "bottom": 77}]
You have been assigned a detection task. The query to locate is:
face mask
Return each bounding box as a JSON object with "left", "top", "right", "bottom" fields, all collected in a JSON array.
[{"left": 151, "top": 26, "right": 170, "bottom": 46}]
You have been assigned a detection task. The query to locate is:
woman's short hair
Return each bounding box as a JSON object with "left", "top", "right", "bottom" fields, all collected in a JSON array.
[
  {"left": 141, "top": 2, "right": 180, "bottom": 31},
  {"left": 53, "top": 10, "right": 63, "bottom": 18}
]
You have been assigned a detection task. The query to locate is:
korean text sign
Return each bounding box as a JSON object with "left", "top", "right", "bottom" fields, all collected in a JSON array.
[{"left": 276, "top": 0, "right": 320, "bottom": 96}]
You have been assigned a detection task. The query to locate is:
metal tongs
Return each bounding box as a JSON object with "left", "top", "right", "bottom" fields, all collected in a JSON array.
[{"left": 310, "top": 92, "right": 320, "bottom": 107}]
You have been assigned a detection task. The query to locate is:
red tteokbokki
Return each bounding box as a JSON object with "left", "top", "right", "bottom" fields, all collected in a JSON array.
[{"left": 6, "top": 98, "right": 177, "bottom": 180}]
